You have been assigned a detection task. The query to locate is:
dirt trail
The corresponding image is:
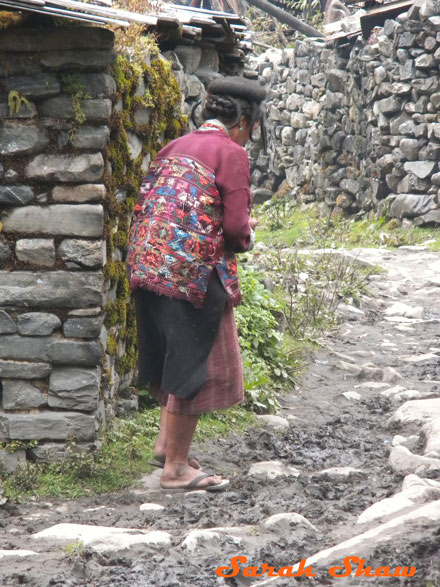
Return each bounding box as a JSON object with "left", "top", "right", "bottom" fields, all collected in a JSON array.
[{"left": 1, "top": 246, "right": 440, "bottom": 587}]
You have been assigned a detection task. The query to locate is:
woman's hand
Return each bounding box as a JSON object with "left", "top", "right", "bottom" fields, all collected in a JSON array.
[{"left": 250, "top": 218, "right": 259, "bottom": 229}]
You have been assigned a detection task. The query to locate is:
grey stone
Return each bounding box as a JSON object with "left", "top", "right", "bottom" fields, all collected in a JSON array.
[
  {"left": 389, "top": 445, "right": 440, "bottom": 475},
  {"left": 412, "top": 76, "right": 440, "bottom": 94},
  {"left": 2, "top": 380, "right": 47, "bottom": 409},
  {"left": 58, "top": 239, "right": 105, "bottom": 268},
  {"left": 0, "top": 239, "right": 9, "bottom": 265},
  {"left": 63, "top": 317, "right": 103, "bottom": 339},
  {"left": 174, "top": 46, "right": 202, "bottom": 74},
  {"left": 0, "top": 449, "right": 26, "bottom": 474},
  {"left": 399, "top": 59, "right": 415, "bottom": 80},
  {"left": 247, "top": 460, "right": 300, "bottom": 481},
  {"left": 0, "top": 186, "right": 34, "bottom": 206},
  {"left": 414, "top": 209, "right": 440, "bottom": 226},
  {"left": 403, "top": 161, "right": 436, "bottom": 178},
  {"left": 126, "top": 132, "right": 143, "bottom": 160},
  {"left": 0, "top": 27, "right": 114, "bottom": 52},
  {"left": 2, "top": 205, "right": 104, "bottom": 237},
  {"left": 419, "top": 141, "right": 440, "bottom": 160},
  {"left": 52, "top": 184, "right": 106, "bottom": 203},
  {"left": 253, "top": 188, "right": 273, "bottom": 204},
  {"left": 281, "top": 127, "right": 295, "bottom": 146},
  {"left": 390, "top": 194, "right": 437, "bottom": 218},
  {"left": 397, "top": 174, "right": 430, "bottom": 193},
  {"left": 262, "top": 512, "right": 317, "bottom": 534},
  {"left": 340, "top": 179, "right": 360, "bottom": 195},
  {"left": 47, "top": 339, "right": 102, "bottom": 366},
  {"left": 40, "top": 51, "right": 116, "bottom": 70},
  {"left": 28, "top": 443, "right": 68, "bottom": 463},
  {"left": 373, "top": 96, "right": 402, "bottom": 115},
  {"left": 17, "top": 313, "right": 61, "bottom": 336},
  {"left": 184, "top": 75, "right": 204, "bottom": 99},
  {"left": 327, "top": 70, "right": 346, "bottom": 93},
  {"left": 5, "top": 412, "right": 96, "bottom": 441},
  {"left": 33, "top": 523, "right": 171, "bottom": 552},
  {"left": 26, "top": 154, "right": 104, "bottom": 183},
  {"left": 430, "top": 92, "right": 440, "bottom": 109},
  {"left": 70, "top": 126, "right": 110, "bottom": 150},
  {"left": 4, "top": 74, "right": 60, "bottom": 98},
  {"left": 0, "top": 271, "right": 103, "bottom": 308},
  {"left": 73, "top": 73, "right": 116, "bottom": 98},
  {"left": 399, "top": 138, "right": 420, "bottom": 160},
  {"left": 256, "top": 415, "right": 290, "bottom": 432},
  {"left": 0, "top": 311, "right": 16, "bottom": 334},
  {"left": 4, "top": 169, "right": 19, "bottom": 183},
  {"left": 415, "top": 54, "right": 438, "bottom": 68},
  {"left": 134, "top": 106, "right": 150, "bottom": 127},
  {"left": 40, "top": 97, "right": 112, "bottom": 122},
  {"left": 0, "top": 360, "right": 52, "bottom": 379},
  {"left": 15, "top": 239, "right": 55, "bottom": 267},
  {"left": 0, "top": 101, "right": 37, "bottom": 119},
  {"left": 198, "top": 47, "right": 219, "bottom": 71},
  {"left": 49, "top": 367, "right": 100, "bottom": 411},
  {"left": 0, "top": 123, "right": 49, "bottom": 155}
]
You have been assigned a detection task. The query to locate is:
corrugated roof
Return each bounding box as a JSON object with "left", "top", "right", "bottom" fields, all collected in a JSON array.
[{"left": 0, "top": 0, "right": 247, "bottom": 35}]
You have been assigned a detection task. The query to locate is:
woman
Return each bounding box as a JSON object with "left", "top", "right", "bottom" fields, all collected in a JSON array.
[{"left": 127, "top": 76, "right": 266, "bottom": 492}]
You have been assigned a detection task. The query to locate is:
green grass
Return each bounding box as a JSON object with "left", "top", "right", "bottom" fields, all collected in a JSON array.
[
  {"left": 3, "top": 406, "right": 255, "bottom": 501},
  {"left": 255, "top": 199, "right": 440, "bottom": 251}
]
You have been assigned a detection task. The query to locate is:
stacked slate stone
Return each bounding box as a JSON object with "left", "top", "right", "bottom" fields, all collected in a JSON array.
[
  {"left": 248, "top": 0, "right": 440, "bottom": 225},
  {"left": 247, "top": 43, "right": 333, "bottom": 208},
  {"left": 339, "top": 0, "right": 440, "bottom": 224},
  {"left": 0, "top": 25, "right": 116, "bottom": 465}
]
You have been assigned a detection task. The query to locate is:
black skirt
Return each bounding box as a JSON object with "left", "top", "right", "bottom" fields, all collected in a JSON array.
[{"left": 134, "top": 271, "right": 227, "bottom": 400}]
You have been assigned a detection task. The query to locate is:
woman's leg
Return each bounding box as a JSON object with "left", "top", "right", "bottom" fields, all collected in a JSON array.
[
  {"left": 153, "top": 401, "right": 201, "bottom": 469},
  {"left": 160, "top": 412, "right": 223, "bottom": 489}
]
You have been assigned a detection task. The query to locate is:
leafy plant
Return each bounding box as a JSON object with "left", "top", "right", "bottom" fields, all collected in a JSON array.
[
  {"left": 8, "top": 90, "right": 31, "bottom": 115},
  {"left": 236, "top": 266, "right": 295, "bottom": 413},
  {"left": 64, "top": 541, "right": 86, "bottom": 560}
]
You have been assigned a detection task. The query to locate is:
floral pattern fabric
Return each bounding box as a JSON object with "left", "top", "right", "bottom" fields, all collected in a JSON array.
[{"left": 127, "top": 154, "right": 241, "bottom": 308}]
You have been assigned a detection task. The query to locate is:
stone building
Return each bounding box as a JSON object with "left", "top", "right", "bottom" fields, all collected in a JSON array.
[
  {"left": 250, "top": 0, "right": 440, "bottom": 226},
  {"left": 0, "top": 2, "right": 247, "bottom": 470}
]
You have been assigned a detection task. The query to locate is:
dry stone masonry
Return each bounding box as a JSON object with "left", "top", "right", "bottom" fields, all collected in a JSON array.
[
  {"left": 0, "top": 17, "right": 242, "bottom": 467},
  {"left": 0, "top": 24, "right": 118, "bottom": 462},
  {"left": 250, "top": 0, "right": 440, "bottom": 226}
]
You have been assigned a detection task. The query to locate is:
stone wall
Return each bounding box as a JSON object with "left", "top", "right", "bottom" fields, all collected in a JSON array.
[
  {"left": 250, "top": 0, "right": 440, "bottom": 226},
  {"left": 0, "top": 19, "right": 227, "bottom": 469}
]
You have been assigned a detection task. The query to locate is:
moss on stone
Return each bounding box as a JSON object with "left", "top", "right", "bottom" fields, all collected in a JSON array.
[{"left": 105, "top": 43, "right": 185, "bottom": 378}]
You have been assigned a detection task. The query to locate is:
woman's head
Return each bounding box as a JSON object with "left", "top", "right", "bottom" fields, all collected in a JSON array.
[{"left": 201, "top": 76, "right": 267, "bottom": 148}]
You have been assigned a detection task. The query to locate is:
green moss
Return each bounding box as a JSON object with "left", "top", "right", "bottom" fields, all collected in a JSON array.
[{"left": 105, "top": 46, "right": 185, "bottom": 380}]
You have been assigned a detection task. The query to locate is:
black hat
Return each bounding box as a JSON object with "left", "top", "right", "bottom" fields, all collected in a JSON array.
[{"left": 207, "top": 76, "right": 266, "bottom": 104}]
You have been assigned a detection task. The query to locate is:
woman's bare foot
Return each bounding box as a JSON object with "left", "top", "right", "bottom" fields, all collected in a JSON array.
[
  {"left": 160, "top": 463, "right": 223, "bottom": 490},
  {"left": 153, "top": 452, "right": 201, "bottom": 469}
]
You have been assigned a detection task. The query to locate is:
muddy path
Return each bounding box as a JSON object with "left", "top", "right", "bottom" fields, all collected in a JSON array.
[{"left": 1, "top": 246, "right": 440, "bottom": 587}]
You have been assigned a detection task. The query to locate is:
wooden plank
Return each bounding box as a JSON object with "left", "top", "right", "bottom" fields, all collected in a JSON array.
[
  {"left": 45, "top": 0, "right": 158, "bottom": 24},
  {"left": 0, "top": 0, "right": 118, "bottom": 22}
]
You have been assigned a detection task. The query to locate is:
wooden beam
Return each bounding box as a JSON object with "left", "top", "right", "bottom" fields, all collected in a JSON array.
[{"left": 246, "top": 0, "right": 324, "bottom": 37}]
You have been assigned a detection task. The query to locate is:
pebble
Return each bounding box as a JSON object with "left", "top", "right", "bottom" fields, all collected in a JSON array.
[
  {"left": 388, "top": 445, "right": 440, "bottom": 475},
  {"left": 32, "top": 523, "right": 172, "bottom": 552},
  {"left": 262, "top": 512, "right": 317, "bottom": 533},
  {"left": 256, "top": 415, "right": 290, "bottom": 432},
  {"left": 387, "top": 398, "right": 440, "bottom": 427},
  {"left": 357, "top": 474, "right": 440, "bottom": 525},
  {"left": 247, "top": 461, "right": 301, "bottom": 481}
]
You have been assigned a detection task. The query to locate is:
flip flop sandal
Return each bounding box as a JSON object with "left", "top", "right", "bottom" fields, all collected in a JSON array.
[
  {"left": 160, "top": 472, "right": 230, "bottom": 493},
  {"left": 149, "top": 455, "right": 201, "bottom": 469}
]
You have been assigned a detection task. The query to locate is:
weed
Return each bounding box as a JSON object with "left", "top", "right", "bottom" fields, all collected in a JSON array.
[
  {"left": 7, "top": 90, "right": 30, "bottom": 115},
  {"left": 64, "top": 541, "right": 86, "bottom": 560}
]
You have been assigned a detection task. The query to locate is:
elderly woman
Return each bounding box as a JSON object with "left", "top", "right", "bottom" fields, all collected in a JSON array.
[{"left": 127, "top": 76, "right": 266, "bottom": 492}]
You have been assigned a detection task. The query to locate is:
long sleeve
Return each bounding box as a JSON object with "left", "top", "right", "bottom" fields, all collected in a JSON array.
[{"left": 215, "top": 146, "right": 252, "bottom": 253}]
